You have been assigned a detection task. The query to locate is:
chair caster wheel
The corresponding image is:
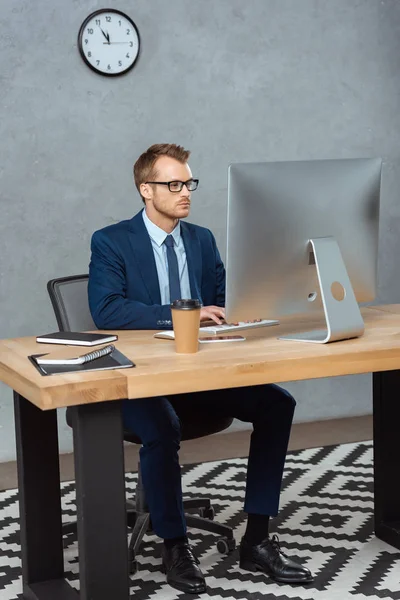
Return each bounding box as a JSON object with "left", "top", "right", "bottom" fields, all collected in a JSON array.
[
  {"left": 217, "top": 536, "right": 236, "bottom": 554},
  {"left": 129, "top": 559, "right": 138, "bottom": 575},
  {"left": 199, "top": 506, "right": 215, "bottom": 520}
]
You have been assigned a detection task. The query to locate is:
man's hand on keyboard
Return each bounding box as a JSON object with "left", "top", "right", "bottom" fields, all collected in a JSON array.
[{"left": 200, "top": 306, "right": 226, "bottom": 324}]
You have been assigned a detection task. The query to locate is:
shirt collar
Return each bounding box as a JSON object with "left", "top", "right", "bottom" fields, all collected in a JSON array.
[{"left": 142, "top": 208, "right": 181, "bottom": 247}]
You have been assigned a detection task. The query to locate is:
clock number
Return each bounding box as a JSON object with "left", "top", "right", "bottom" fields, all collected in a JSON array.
[
  {"left": 106, "top": 16, "right": 111, "bottom": 22},
  {"left": 95, "top": 19, "right": 100, "bottom": 25},
  {"left": 119, "top": 20, "right": 122, "bottom": 26},
  {"left": 96, "top": 60, "right": 100, "bottom": 66},
  {"left": 107, "top": 64, "right": 111, "bottom": 70},
  {"left": 118, "top": 61, "right": 122, "bottom": 67},
  {"left": 129, "top": 41, "right": 133, "bottom": 47},
  {"left": 87, "top": 28, "right": 93, "bottom": 34},
  {"left": 88, "top": 51, "right": 92, "bottom": 57},
  {"left": 126, "top": 29, "right": 130, "bottom": 35},
  {"left": 84, "top": 39, "right": 88, "bottom": 44},
  {"left": 126, "top": 53, "right": 130, "bottom": 59}
]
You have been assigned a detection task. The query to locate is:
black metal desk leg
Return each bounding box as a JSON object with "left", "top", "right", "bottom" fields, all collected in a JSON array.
[
  {"left": 14, "top": 393, "right": 77, "bottom": 600},
  {"left": 373, "top": 371, "right": 400, "bottom": 549},
  {"left": 71, "top": 401, "right": 130, "bottom": 600}
]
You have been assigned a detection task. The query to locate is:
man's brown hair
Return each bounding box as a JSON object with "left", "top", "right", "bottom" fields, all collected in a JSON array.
[{"left": 133, "top": 143, "right": 191, "bottom": 203}]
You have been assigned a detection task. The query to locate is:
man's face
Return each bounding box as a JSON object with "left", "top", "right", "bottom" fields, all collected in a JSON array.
[{"left": 141, "top": 156, "right": 193, "bottom": 220}]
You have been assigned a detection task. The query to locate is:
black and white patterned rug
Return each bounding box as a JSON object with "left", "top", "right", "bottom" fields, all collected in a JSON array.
[{"left": 1, "top": 441, "right": 400, "bottom": 599}]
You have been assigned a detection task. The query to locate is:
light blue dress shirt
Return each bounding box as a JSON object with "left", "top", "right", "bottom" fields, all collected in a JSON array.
[{"left": 142, "top": 209, "right": 192, "bottom": 305}]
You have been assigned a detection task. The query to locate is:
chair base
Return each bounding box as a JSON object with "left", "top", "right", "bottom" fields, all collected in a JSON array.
[
  {"left": 127, "top": 496, "right": 235, "bottom": 574},
  {"left": 62, "top": 497, "right": 236, "bottom": 573}
]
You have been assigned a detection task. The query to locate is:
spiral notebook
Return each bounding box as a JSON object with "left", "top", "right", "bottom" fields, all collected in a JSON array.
[{"left": 29, "top": 344, "right": 134, "bottom": 376}]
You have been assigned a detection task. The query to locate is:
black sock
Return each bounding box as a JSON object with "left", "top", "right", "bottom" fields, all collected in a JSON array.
[
  {"left": 244, "top": 514, "right": 270, "bottom": 545},
  {"left": 163, "top": 535, "right": 188, "bottom": 549}
]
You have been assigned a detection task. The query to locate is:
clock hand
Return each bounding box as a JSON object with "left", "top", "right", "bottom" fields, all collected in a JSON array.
[
  {"left": 99, "top": 27, "right": 110, "bottom": 44},
  {"left": 102, "top": 41, "right": 130, "bottom": 44}
]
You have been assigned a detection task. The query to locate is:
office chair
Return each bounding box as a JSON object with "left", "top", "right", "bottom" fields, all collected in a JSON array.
[{"left": 47, "top": 275, "right": 236, "bottom": 574}]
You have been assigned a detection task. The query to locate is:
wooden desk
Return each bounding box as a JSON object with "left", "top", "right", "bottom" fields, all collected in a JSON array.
[{"left": 1, "top": 305, "right": 400, "bottom": 600}]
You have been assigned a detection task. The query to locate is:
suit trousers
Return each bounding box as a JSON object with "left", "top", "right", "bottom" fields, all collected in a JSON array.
[{"left": 122, "top": 384, "right": 296, "bottom": 540}]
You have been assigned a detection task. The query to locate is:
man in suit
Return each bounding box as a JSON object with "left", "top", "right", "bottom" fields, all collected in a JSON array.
[{"left": 88, "top": 144, "right": 313, "bottom": 594}]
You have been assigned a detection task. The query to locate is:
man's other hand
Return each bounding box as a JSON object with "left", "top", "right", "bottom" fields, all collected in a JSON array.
[{"left": 200, "top": 306, "right": 225, "bottom": 324}]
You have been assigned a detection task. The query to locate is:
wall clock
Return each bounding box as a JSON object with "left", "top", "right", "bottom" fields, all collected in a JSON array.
[{"left": 78, "top": 9, "right": 140, "bottom": 76}]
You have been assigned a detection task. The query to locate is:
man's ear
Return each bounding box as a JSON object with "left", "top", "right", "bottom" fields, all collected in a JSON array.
[{"left": 140, "top": 182, "right": 152, "bottom": 201}]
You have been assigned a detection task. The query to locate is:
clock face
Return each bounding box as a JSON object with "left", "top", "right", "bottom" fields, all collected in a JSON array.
[{"left": 78, "top": 9, "right": 140, "bottom": 76}]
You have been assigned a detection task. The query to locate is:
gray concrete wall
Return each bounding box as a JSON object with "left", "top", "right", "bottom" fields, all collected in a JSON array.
[{"left": 1, "top": 0, "right": 399, "bottom": 461}]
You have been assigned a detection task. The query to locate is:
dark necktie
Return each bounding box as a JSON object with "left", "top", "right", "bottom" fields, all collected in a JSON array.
[{"left": 164, "top": 235, "right": 182, "bottom": 303}]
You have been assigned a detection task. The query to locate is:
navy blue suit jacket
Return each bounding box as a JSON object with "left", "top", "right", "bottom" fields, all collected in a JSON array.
[{"left": 88, "top": 210, "right": 226, "bottom": 330}]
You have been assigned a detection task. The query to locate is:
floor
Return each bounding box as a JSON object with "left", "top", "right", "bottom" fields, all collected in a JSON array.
[
  {"left": 0, "top": 414, "right": 372, "bottom": 491},
  {"left": 2, "top": 438, "right": 399, "bottom": 600}
]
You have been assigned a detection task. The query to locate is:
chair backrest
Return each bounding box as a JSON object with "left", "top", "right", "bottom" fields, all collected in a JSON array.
[
  {"left": 47, "top": 274, "right": 234, "bottom": 441},
  {"left": 47, "top": 275, "right": 96, "bottom": 332}
]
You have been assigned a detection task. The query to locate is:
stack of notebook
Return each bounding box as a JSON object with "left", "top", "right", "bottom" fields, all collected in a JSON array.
[{"left": 30, "top": 332, "right": 134, "bottom": 376}]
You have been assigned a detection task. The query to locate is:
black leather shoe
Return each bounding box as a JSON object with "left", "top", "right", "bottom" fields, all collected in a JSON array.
[
  {"left": 161, "top": 541, "right": 207, "bottom": 594},
  {"left": 239, "top": 535, "right": 313, "bottom": 584}
]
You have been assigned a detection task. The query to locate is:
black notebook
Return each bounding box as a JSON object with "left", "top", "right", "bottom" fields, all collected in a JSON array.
[
  {"left": 29, "top": 346, "right": 134, "bottom": 376},
  {"left": 36, "top": 331, "right": 118, "bottom": 346}
]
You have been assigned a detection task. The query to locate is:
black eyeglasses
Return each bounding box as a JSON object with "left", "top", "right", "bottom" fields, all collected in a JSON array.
[{"left": 145, "top": 179, "right": 199, "bottom": 192}]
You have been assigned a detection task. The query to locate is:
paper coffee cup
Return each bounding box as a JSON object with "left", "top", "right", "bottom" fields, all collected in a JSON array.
[{"left": 170, "top": 299, "right": 201, "bottom": 354}]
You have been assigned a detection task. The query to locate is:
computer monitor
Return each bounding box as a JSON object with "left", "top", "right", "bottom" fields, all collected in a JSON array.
[{"left": 225, "top": 158, "right": 382, "bottom": 343}]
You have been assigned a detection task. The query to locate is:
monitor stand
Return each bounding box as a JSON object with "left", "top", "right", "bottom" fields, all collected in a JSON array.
[{"left": 279, "top": 237, "right": 365, "bottom": 344}]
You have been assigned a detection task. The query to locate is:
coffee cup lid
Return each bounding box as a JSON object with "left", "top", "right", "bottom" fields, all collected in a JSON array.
[{"left": 171, "top": 299, "right": 201, "bottom": 310}]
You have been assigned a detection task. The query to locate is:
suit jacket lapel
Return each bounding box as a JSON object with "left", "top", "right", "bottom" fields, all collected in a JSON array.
[
  {"left": 128, "top": 211, "right": 161, "bottom": 304},
  {"left": 181, "top": 222, "right": 203, "bottom": 303}
]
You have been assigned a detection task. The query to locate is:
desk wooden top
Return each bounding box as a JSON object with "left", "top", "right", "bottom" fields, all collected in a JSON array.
[{"left": 1, "top": 305, "right": 400, "bottom": 411}]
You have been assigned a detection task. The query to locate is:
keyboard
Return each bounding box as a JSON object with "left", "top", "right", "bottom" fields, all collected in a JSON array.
[{"left": 199, "top": 319, "right": 279, "bottom": 335}]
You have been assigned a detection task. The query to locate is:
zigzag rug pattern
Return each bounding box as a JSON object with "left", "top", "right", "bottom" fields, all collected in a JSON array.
[{"left": 1, "top": 441, "right": 399, "bottom": 599}]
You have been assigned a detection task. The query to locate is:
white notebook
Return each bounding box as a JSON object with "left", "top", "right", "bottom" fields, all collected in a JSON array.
[{"left": 36, "top": 344, "right": 115, "bottom": 365}]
